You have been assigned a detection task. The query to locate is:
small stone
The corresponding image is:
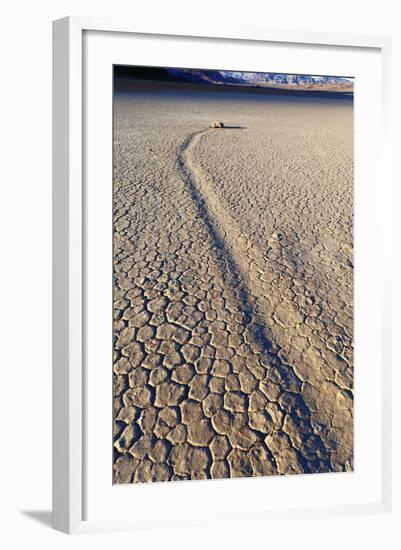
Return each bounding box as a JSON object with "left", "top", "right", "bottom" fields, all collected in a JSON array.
[
  {"left": 210, "top": 121, "right": 224, "bottom": 128},
  {"left": 270, "top": 232, "right": 283, "bottom": 241},
  {"left": 126, "top": 288, "right": 143, "bottom": 300},
  {"left": 115, "top": 297, "right": 129, "bottom": 310},
  {"left": 183, "top": 295, "right": 198, "bottom": 306}
]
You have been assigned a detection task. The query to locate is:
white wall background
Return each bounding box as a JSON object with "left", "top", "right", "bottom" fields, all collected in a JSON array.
[{"left": 0, "top": 0, "right": 399, "bottom": 547}]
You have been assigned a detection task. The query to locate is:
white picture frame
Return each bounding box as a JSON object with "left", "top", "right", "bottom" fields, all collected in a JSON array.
[{"left": 52, "top": 16, "right": 392, "bottom": 534}]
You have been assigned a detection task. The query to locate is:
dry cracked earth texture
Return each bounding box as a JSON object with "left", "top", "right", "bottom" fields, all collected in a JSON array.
[{"left": 113, "top": 87, "right": 353, "bottom": 484}]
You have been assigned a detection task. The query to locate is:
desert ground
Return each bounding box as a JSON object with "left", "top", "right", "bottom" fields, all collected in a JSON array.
[{"left": 113, "top": 83, "right": 353, "bottom": 483}]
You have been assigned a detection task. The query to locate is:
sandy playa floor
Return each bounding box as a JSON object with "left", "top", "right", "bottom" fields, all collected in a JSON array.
[{"left": 113, "top": 87, "right": 353, "bottom": 483}]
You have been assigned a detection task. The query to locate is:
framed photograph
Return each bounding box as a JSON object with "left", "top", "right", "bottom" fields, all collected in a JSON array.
[{"left": 52, "top": 17, "right": 392, "bottom": 534}]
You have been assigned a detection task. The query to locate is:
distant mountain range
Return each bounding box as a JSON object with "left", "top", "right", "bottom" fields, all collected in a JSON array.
[
  {"left": 113, "top": 66, "right": 354, "bottom": 95},
  {"left": 166, "top": 68, "right": 354, "bottom": 92}
]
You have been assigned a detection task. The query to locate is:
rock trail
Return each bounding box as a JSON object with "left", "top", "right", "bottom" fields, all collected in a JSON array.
[{"left": 177, "top": 128, "right": 335, "bottom": 473}]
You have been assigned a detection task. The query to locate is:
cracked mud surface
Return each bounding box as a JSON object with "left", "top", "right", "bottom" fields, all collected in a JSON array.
[{"left": 113, "top": 89, "right": 353, "bottom": 483}]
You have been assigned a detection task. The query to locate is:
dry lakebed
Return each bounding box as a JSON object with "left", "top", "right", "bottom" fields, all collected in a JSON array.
[{"left": 112, "top": 85, "right": 354, "bottom": 483}]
